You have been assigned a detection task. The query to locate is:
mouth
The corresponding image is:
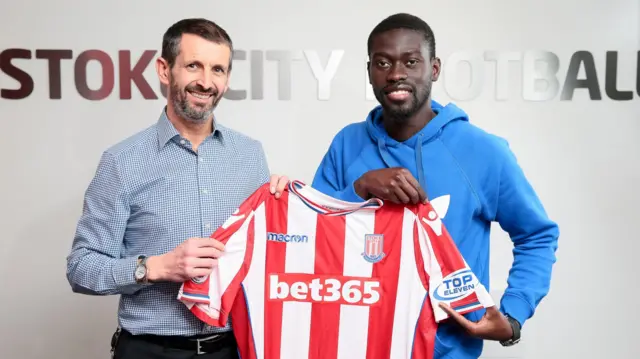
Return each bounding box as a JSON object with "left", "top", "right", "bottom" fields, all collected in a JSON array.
[
  {"left": 384, "top": 86, "right": 413, "bottom": 102},
  {"left": 187, "top": 89, "right": 214, "bottom": 102}
]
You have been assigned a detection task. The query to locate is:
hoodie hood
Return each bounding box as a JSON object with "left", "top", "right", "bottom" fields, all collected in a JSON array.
[{"left": 365, "top": 99, "right": 469, "bottom": 195}]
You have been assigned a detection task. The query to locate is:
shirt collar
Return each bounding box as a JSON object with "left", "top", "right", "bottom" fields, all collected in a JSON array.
[{"left": 156, "top": 107, "right": 226, "bottom": 148}]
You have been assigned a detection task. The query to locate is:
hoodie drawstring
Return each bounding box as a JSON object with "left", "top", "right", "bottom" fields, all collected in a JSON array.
[
  {"left": 415, "top": 133, "right": 427, "bottom": 196},
  {"left": 377, "top": 136, "right": 429, "bottom": 198},
  {"left": 377, "top": 138, "right": 395, "bottom": 168}
]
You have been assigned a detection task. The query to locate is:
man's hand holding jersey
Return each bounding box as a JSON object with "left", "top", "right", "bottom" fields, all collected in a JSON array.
[
  {"left": 269, "top": 174, "right": 289, "bottom": 199},
  {"left": 354, "top": 168, "right": 427, "bottom": 205},
  {"left": 146, "top": 238, "right": 224, "bottom": 282},
  {"left": 144, "top": 174, "right": 289, "bottom": 283}
]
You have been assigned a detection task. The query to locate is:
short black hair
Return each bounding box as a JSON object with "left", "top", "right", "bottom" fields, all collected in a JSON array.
[
  {"left": 367, "top": 13, "right": 436, "bottom": 59},
  {"left": 161, "top": 18, "right": 234, "bottom": 70}
]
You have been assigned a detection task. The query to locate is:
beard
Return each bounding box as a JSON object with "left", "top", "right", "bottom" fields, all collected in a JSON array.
[
  {"left": 169, "top": 77, "right": 223, "bottom": 124},
  {"left": 373, "top": 81, "right": 431, "bottom": 123}
]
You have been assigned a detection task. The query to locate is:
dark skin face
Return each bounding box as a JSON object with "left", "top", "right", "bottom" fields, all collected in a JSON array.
[{"left": 367, "top": 28, "right": 441, "bottom": 142}]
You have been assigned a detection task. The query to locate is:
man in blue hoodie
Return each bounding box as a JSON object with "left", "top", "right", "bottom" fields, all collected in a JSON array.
[{"left": 311, "top": 13, "right": 559, "bottom": 359}]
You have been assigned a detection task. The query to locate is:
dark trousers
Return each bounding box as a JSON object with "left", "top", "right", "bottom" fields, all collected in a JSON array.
[{"left": 111, "top": 328, "right": 240, "bottom": 359}]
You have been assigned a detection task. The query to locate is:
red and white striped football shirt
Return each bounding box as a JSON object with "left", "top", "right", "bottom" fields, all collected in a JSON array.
[{"left": 178, "top": 180, "right": 493, "bottom": 359}]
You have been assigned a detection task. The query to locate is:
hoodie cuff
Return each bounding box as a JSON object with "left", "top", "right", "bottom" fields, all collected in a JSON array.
[{"left": 500, "top": 293, "right": 534, "bottom": 327}]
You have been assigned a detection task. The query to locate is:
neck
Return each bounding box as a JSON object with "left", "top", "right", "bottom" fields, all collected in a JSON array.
[
  {"left": 383, "top": 98, "right": 435, "bottom": 142},
  {"left": 165, "top": 103, "right": 213, "bottom": 151}
]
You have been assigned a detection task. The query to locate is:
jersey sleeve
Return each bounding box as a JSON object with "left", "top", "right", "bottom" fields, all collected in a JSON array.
[
  {"left": 414, "top": 200, "right": 495, "bottom": 323},
  {"left": 177, "top": 184, "right": 268, "bottom": 327}
]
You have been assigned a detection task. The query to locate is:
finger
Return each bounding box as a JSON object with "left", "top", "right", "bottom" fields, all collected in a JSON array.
[
  {"left": 193, "top": 247, "right": 223, "bottom": 259},
  {"left": 275, "top": 176, "right": 289, "bottom": 198},
  {"left": 210, "top": 239, "right": 225, "bottom": 251},
  {"left": 194, "top": 238, "right": 225, "bottom": 251},
  {"left": 269, "top": 175, "right": 279, "bottom": 193},
  {"left": 393, "top": 185, "right": 412, "bottom": 204},
  {"left": 188, "top": 257, "right": 217, "bottom": 269},
  {"left": 404, "top": 173, "right": 427, "bottom": 203},
  {"left": 484, "top": 306, "right": 501, "bottom": 317},
  {"left": 418, "top": 185, "right": 428, "bottom": 203},
  {"left": 370, "top": 187, "right": 396, "bottom": 203},
  {"left": 438, "top": 303, "right": 478, "bottom": 334},
  {"left": 380, "top": 188, "right": 402, "bottom": 204},
  {"left": 188, "top": 266, "right": 217, "bottom": 278},
  {"left": 398, "top": 177, "right": 421, "bottom": 204},
  {"left": 277, "top": 176, "right": 288, "bottom": 192},
  {"left": 186, "top": 257, "right": 219, "bottom": 274}
]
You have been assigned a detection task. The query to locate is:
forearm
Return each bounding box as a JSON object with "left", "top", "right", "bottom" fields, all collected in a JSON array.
[
  {"left": 67, "top": 151, "right": 147, "bottom": 295},
  {"left": 491, "top": 140, "right": 560, "bottom": 326},
  {"left": 500, "top": 219, "right": 559, "bottom": 325},
  {"left": 66, "top": 248, "right": 151, "bottom": 296}
]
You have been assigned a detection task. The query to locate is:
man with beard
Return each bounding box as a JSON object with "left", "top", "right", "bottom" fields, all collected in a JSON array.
[
  {"left": 311, "top": 13, "right": 559, "bottom": 359},
  {"left": 66, "top": 18, "right": 288, "bottom": 359}
]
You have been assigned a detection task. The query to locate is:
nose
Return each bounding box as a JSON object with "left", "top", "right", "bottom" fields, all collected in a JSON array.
[
  {"left": 387, "top": 63, "right": 408, "bottom": 83},
  {"left": 196, "top": 70, "right": 214, "bottom": 90}
]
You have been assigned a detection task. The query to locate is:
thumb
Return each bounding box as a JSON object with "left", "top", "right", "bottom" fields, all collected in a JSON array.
[{"left": 484, "top": 306, "right": 501, "bottom": 318}]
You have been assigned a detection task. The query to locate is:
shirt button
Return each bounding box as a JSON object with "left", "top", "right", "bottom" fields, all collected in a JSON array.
[
  {"left": 180, "top": 139, "right": 186, "bottom": 145},
  {"left": 205, "top": 224, "right": 211, "bottom": 229},
  {"left": 199, "top": 157, "right": 204, "bottom": 162},
  {"left": 202, "top": 189, "right": 208, "bottom": 194}
]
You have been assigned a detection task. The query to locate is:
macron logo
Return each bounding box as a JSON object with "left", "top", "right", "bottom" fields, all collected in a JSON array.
[{"left": 267, "top": 232, "right": 310, "bottom": 243}]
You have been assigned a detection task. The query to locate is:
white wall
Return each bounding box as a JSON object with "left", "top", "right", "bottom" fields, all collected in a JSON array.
[{"left": 1, "top": 0, "right": 639, "bottom": 358}]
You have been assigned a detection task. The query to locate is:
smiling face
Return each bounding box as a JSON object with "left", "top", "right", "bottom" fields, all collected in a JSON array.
[
  {"left": 368, "top": 28, "right": 440, "bottom": 122},
  {"left": 158, "top": 33, "right": 232, "bottom": 124}
]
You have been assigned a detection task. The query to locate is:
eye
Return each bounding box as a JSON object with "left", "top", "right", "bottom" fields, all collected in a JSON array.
[
  {"left": 406, "top": 59, "right": 419, "bottom": 67},
  {"left": 376, "top": 60, "right": 390, "bottom": 68},
  {"left": 186, "top": 63, "right": 198, "bottom": 70},
  {"left": 213, "top": 66, "right": 226, "bottom": 73}
]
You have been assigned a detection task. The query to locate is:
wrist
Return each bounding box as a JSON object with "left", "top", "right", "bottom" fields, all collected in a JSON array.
[
  {"left": 145, "top": 255, "right": 166, "bottom": 282},
  {"left": 500, "top": 314, "right": 521, "bottom": 346}
]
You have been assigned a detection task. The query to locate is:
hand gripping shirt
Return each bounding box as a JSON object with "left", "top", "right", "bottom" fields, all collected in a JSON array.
[{"left": 178, "top": 180, "right": 494, "bottom": 359}]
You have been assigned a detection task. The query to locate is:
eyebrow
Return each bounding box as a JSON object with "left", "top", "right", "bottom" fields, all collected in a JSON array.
[
  {"left": 371, "top": 50, "right": 423, "bottom": 58},
  {"left": 185, "top": 59, "right": 228, "bottom": 69}
]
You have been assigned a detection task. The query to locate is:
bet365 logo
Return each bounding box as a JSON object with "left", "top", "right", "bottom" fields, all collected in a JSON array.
[{"left": 268, "top": 273, "right": 381, "bottom": 305}]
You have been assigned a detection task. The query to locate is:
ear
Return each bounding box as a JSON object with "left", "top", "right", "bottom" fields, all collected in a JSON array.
[
  {"left": 156, "top": 57, "right": 170, "bottom": 86},
  {"left": 431, "top": 57, "right": 442, "bottom": 82},
  {"left": 366, "top": 61, "right": 372, "bottom": 84}
]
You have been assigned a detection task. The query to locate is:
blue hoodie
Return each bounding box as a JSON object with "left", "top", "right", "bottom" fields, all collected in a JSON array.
[{"left": 311, "top": 100, "right": 559, "bottom": 359}]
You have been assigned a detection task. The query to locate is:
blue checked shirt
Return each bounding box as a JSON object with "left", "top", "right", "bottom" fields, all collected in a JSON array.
[{"left": 66, "top": 108, "right": 270, "bottom": 336}]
